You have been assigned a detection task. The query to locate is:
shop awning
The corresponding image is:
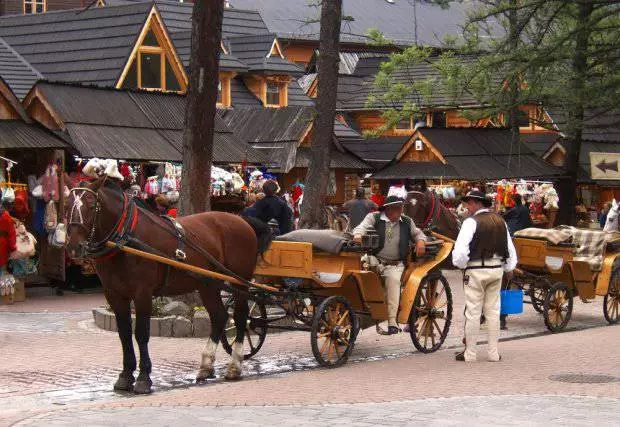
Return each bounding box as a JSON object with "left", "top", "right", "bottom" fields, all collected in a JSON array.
[
  {"left": 0, "top": 120, "right": 69, "bottom": 149},
  {"left": 372, "top": 161, "right": 459, "bottom": 179}
]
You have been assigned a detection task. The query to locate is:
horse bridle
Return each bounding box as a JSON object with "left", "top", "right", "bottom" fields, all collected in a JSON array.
[
  {"left": 67, "top": 187, "right": 103, "bottom": 250},
  {"left": 409, "top": 191, "right": 441, "bottom": 230},
  {"left": 67, "top": 184, "right": 137, "bottom": 258}
]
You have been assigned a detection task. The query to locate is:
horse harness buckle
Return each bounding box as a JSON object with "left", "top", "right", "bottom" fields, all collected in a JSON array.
[{"left": 162, "top": 215, "right": 187, "bottom": 261}]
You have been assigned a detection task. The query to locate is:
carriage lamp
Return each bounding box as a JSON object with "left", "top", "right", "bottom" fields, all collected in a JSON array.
[{"left": 545, "top": 256, "right": 564, "bottom": 271}]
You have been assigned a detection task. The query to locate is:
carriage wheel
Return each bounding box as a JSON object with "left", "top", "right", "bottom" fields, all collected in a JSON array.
[
  {"left": 529, "top": 285, "right": 547, "bottom": 314},
  {"left": 221, "top": 295, "right": 268, "bottom": 360},
  {"left": 603, "top": 269, "right": 620, "bottom": 324},
  {"left": 543, "top": 282, "right": 573, "bottom": 333},
  {"left": 311, "top": 296, "right": 357, "bottom": 368},
  {"left": 409, "top": 274, "right": 453, "bottom": 353}
]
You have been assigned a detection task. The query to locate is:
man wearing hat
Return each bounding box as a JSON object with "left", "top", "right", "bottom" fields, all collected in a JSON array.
[
  {"left": 353, "top": 196, "right": 427, "bottom": 334},
  {"left": 452, "top": 190, "right": 517, "bottom": 362}
]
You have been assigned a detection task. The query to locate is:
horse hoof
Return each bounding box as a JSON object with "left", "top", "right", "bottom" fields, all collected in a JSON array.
[
  {"left": 196, "top": 368, "right": 215, "bottom": 383},
  {"left": 113, "top": 374, "right": 135, "bottom": 391},
  {"left": 133, "top": 379, "right": 153, "bottom": 394},
  {"left": 225, "top": 367, "right": 242, "bottom": 382}
]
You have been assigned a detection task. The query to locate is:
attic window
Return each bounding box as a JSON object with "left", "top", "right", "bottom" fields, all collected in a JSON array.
[
  {"left": 24, "top": 0, "right": 46, "bottom": 14},
  {"left": 266, "top": 82, "right": 281, "bottom": 106},
  {"left": 119, "top": 20, "right": 185, "bottom": 92}
]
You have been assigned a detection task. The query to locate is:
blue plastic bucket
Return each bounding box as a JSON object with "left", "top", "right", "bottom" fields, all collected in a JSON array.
[{"left": 500, "top": 289, "right": 523, "bottom": 315}]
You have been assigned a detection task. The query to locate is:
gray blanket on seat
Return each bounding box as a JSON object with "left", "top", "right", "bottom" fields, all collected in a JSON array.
[{"left": 276, "top": 229, "right": 348, "bottom": 254}]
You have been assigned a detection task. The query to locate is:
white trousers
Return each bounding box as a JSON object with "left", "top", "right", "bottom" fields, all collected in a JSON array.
[
  {"left": 463, "top": 267, "right": 503, "bottom": 362},
  {"left": 382, "top": 264, "right": 405, "bottom": 328}
]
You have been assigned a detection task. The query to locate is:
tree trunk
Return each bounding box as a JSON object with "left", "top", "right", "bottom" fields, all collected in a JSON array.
[
  {"left": 505, "top": 0, "right": 521, "bottom": 176},
  {"left": 557, "top": 0, "right": 592, "bottom": 226},
  {"left": 178, "top": 0, "right": 224, "bottom": 216},
  {"left": 298, "top": 0, "right": 342, "bottom": 229}
]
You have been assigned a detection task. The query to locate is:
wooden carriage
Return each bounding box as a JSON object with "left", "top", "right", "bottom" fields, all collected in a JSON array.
[
  {"left": 511, "top": 227, "right": 620, "bottom": 332},
  {"left": 220, "top": 236, "right": 455, "bottom": 367}
]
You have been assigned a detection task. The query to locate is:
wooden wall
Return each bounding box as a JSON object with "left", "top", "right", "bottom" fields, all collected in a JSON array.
[
  {"left": 279, "top": 168, "right": 361, "bottom": 205},
  {"left": 0, "top": 0, "right": 85, "bottom": 15}
]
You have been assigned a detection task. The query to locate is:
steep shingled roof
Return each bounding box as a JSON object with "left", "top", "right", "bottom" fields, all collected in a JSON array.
[
  {"left": 170, "top": 31, "right": 248, "bottom": 72},
  {"left": 0, "top": 2, "right": 154, "bottom": 86},
  {"left": 228, "top": 0, "right": 472, "bottom": 46},
  {"left": 32, "top": 82, "right": 266, "bottom": 163},
  {"left": 0, "top": 36, "right": 42, "bottom": 100},
  {"left": 228, "top": 34, "right": 303, "bottom": 75}
]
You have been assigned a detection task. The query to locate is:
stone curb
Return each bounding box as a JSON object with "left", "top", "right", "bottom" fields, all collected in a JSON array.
[
  {"left": 92, "top": 308, "right": 294, "bottom": 338},
  {"left": 92, "top": 308, "right": 210, "bottom": 338}
]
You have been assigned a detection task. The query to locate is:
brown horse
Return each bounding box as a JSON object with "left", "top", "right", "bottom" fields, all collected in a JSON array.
[
  {"left": 66, "top": 177, "right": 271, "bottom": 394},
  {"left": 405, "top": 190, "right": 460, "bottom": 241}
]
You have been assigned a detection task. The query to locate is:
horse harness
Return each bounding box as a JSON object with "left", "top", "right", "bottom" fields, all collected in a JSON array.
[{"left": 68, "top": 185, "right": 252, "bottom": 294}]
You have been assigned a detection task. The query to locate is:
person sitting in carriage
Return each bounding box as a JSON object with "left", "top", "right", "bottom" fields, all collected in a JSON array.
[
  {"left": 243, "top": 180, "right": 293, "bottom": 236},
  {"left": 352, "top": 196, "right": 427, "bottom": 335}
]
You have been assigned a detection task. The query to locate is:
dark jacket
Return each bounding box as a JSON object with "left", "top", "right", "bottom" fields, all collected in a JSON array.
[
  {"left": 244, "top": 196, "right": 293, "bottom": 235},
  {"left": 504, "top": 205, "right": 533, "bottom": 235}
]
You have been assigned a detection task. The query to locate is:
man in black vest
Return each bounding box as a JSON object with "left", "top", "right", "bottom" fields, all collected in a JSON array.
[
  {"left": 353, "top": 196, "right": 427, "bottom": 334},
  {"left": 452, "top": 190, "right": 517, "bottom": 362}
]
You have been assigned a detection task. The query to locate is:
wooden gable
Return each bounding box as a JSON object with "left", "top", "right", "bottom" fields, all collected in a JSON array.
[
  {"left": 117, "top": 6, "right": 188, "bottom": 92},
  {"left": 395, "top": 130, "right": 446, "bottom": 164},
  {"left": 0, "top": 78, "right": 28, "bottom": 121},
  {"left": 22, "top": 86, "right": 64, "bottom": 131}
]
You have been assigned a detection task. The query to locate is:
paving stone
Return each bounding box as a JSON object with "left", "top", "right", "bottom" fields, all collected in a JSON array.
[{"left": 159, "top": 316, "right": 175, "bottom": 337}]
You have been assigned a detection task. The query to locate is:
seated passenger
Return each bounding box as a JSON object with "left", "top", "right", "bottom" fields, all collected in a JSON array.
[
  {"left": 353, "top": 196, "right": 427, "bottom": 334},
  {"left": 243, "top": 180, "right": 293, "bottom": 236}
]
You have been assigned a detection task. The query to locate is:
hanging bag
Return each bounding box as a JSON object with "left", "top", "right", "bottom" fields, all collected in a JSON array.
[
  {"left": 44, "top": 200, "right": 58, "bottom": 232},
  {"left": 10, "top": 221, "right": 37, "bottom": 259},
  {"left": 2, "top": 186, "right": 15, "bottom": 203}
]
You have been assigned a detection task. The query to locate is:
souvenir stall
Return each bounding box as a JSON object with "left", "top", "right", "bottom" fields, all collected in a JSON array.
[
  {"left": 486, "top": 180, "right": 560, "bottom": 228},
  {"left": 0, "top": 148, "right": 67, "bottom": 302}
]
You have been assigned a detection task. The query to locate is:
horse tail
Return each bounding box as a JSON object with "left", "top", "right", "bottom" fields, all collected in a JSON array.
[{"left": 242, "top": 215, "right": 273, "bottom": 256}]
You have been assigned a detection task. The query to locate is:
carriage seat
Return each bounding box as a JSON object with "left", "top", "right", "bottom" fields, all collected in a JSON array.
[
  {"left": 276, "top": 229, "right": 352, "bottom": 255},
  {"left": 515, "top": 227, "right": 620, "bottom": 272}
]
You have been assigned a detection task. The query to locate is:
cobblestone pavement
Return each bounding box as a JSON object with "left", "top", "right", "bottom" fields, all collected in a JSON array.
[
  {"left": 14, "top": 395, "right": 620, "bottom": 426},
  {"left": 1, "top": 271, "right": 619, "bottom": 426}
]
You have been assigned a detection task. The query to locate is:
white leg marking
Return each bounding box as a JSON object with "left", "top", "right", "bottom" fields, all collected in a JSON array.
[
  {"left": 200, "top": 338, "right": 218, "bottom": 370},
  {"left": 231, "top": 341, "right": 243, "bottom": 370}
]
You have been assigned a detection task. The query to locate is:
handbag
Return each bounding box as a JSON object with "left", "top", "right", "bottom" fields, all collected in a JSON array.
[
  {"left": 49, "top": 223, "right": 66, "bottom": 248},
  {"left": 2, "top": 187, "right": 15, "bottom": 203},
  {"left": 10, "top": 221, "right": 37, "bottom": 259},
  {"left": 44, "top": 200, "right": 58, "bottom": 232}
]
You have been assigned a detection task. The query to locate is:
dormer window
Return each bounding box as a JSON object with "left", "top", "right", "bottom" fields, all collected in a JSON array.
[
  {"left": 118, "top": 14, "right": 187, "bottom": 93},
  {"left": 24, "top": 0, "right": 46, "bottom": 13},
  {"left": 266, "top": 82, "right": 280, "bottom": 106}
]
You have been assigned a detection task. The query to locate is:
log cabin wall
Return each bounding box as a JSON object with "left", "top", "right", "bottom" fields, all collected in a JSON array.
[
  {"left": 0, "top": 0, "right": 85, "bottom": 15},
  {"left": 279, "top": 168, "right": 360, "bottom": 205},
  {"left": 1, "top": 0, "right": 24, "bottom": 15}
]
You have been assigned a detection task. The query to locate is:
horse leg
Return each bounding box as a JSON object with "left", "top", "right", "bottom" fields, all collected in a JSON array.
[
  {"left": 133, "top": 297, "right": 153, "bottom": 394},
  {"left": 107, "top": 291, "right": 136, "bottom": 391},
  {"left": 225, "top": 293, "right": 249, "bottom": 381},
  {"left": 196, "top": 286, "right": 228, "bottom": 382}
]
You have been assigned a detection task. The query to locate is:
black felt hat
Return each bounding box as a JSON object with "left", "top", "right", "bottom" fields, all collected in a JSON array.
[
  {"left": 461, "top": 190, "right": 492, "bottom": 207},
  {"left": 379, "top": 195, "right": 405, "bottom": 211}
]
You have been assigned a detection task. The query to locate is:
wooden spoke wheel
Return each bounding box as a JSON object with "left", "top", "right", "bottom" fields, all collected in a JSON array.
[
  {"left": 603, "top": 269, "right": 620, "bottom": 324},
  {"left": 543, "top": 282, "right": 573, "bottom": 333},
  {"left": 529, "top": 284, "right": 547, "bottom": 314},
  {"left": 409, "top": 274, "right": 453, "bottom": 353},
  {"left": 221, "top": 294, "right": 268, "bottom": 360},
  {"left": 311, "top": 295, "right": 357, "bottom": 368}
]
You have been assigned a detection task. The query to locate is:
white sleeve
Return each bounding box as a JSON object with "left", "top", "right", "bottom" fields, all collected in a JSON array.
[
  {"left": 353, "top": 213, "right": 375, "bottom": 238},
  {"left": 504, "top": 225, "right": 518, "bottom": 272},
  {"left": 452, "top": 218, "right": 476, "bottom": 269}
]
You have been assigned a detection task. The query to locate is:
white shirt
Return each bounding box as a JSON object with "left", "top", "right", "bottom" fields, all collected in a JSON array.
[{"left": 452, "top": 208, "right": 518, "bottom": 272}]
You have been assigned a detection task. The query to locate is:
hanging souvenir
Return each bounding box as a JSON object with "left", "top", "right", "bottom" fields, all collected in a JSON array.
[
  {"left": 10, "top": 220, "right": 36, "bottom": 259},
  {"left": 44, "top": 200, "right": 58, "bottom": 232}
]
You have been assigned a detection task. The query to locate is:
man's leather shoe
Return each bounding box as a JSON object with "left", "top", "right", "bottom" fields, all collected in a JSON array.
[
  {"left": 455, "top": 351, "right": 466, "bottom": 361},
  {"left": 387, "top": 326, "right": 399, "bottom": 335}
]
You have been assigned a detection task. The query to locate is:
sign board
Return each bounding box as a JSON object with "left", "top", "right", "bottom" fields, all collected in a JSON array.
[{"left": 590, "top": 152, "right": 620, "bottom": 180}]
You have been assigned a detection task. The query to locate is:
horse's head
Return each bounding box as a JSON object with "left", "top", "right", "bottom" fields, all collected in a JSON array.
[
  {"left": 404, "top": 190, "right": 460, "bottom": 240},
  {"left": 604, "top": 199, "right": 619, "bottom": 232},
  {"left": 404, "top": 191, "right": 433, "bottom": 228},
  {"left": 65, "top": 176, "right": 108, "bottom": 258}
]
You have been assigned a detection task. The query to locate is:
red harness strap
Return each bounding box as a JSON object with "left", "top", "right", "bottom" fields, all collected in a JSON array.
[
  {"left": 422, "top": 192, "right": 437, "bottom": 229},
  {"left": 93, "top": 196, "right": 139, "bottom": 261}
]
